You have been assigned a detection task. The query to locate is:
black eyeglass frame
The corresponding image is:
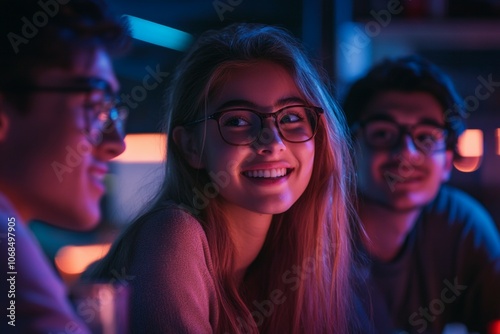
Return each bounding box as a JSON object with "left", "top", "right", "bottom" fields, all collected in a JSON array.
[
  {"left": 351, "top": 117, "right": 450, "bottom": 153},
  {"left": 2, "top": 77, "right": 114, "bottom": 94},
  {"left": 1, "top": 77, "right": 127, "bottom": 144},
  {"left": 183, "top": 105, "right": 324, "bottom": 146}
]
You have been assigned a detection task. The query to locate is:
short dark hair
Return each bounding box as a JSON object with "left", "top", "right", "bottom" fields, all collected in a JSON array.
[
  {"left": 0, "top": 0, "right": 130, "bottom": 87},
  {"left": 342, "top": 55, "right": 466, "bottom": 150}
]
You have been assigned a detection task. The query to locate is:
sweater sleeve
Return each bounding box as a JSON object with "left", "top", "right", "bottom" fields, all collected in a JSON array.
[
  {"left": 127, "top": 208, "right": 218, "bottom": 333},
  {"left": 0, "top": 194, "right": 90, "bottom": 334}
]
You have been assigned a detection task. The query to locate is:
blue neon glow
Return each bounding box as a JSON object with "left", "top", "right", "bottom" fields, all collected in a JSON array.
[{"left": 124, "top": 15, "right": 194, "bottom": 51}]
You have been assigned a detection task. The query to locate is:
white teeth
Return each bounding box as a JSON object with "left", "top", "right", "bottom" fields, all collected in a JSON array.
[{"left": 244, "top": 168, "right": 288, "bottom": 178}]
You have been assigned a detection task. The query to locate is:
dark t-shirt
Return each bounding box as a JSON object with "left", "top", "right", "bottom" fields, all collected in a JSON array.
[{"left": 365, "top": 185, "right": 500, "bottom": 334}]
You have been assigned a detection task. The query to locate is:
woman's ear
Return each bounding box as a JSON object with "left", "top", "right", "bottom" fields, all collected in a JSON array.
[{"left": 172, "top": 126, "right": 205, "bottom": 169}]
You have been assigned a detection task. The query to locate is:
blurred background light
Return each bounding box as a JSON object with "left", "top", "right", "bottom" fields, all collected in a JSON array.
[
  {"left": 454, "top": 129, "right": 483, "bottom": 173},
  {"left": 55, "top": 243, "right": 111, "bottom": 284},
  {"left": 109, "top": 133, "right": 166, "bottom": 225},
  {"left": 124, "top": 15, "right": 194, "bottom": 51},
  {"left": 497, "top": 129, "right": 500, "bottom": 155},
  {"left": 112, "top": 133, "right": 166, "bottom": 163},
  {"left": 458, "top": 129, "right": 484, "bottom": 157}
]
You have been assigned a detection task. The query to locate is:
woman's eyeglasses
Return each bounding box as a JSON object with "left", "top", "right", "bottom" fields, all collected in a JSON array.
[{"left": 184, "top": 105, "right": 323, "bottom": 146}]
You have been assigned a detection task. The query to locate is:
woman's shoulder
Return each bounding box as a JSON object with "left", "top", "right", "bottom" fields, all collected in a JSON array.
[
  {"left": 137, "top": 204, "right": 206, "bottom": 242},
  {"left": 144, "top": 203, "right": 201, "bottom": 226},
  {"left": 125, "top": 205, "right": 218, "bottom": 332},
  {"left": 83, "top": 204, "right": 212, "bottom": 282}
]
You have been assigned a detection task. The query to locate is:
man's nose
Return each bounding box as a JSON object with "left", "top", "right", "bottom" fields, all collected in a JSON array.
[
  {"left": 396, "top": 134, "right": 421, "bottom": 158},
  {"left": 94, "top": 122, "right": 126, "bottom": 160}
]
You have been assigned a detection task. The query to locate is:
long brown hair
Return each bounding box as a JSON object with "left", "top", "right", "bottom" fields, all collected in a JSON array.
[{"left": 89, "top": 23, "right": 361, "bottom": 333}]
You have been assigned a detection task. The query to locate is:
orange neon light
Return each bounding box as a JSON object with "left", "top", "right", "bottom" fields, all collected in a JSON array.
[
  {"left": 112, "top": 133, "right": 166, "bottom": 163},
  {"left": 454, "top": 129, "right": 483, "bottom": 173},
  {"left": 496, "top": 129, "right": 500, "bottom": 155},
  {"left": 55, "top": 243, "right": 111, "bottom": 275},
  {"left": 457, "top": 129, "right": 483, "bottom": 157}
]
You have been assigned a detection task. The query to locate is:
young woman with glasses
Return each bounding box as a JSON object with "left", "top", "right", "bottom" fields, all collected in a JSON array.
[{"left": 86, "top": 23, "right": 369, "bottom": 333}]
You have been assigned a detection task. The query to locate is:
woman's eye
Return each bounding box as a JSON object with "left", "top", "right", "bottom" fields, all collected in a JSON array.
[
  {"left": 223, "top": 117, "right": 251, "bottom": 127},
  {"left": 281, "top": 113, "right": 303, "bottom": 124}
]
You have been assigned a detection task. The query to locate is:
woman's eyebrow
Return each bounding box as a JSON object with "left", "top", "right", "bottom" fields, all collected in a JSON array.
[
  {"left": 216, "top": 99, "right": 260, "bottom": 111},
  {"left": 216, "top": 96, "right": 307, "bottom": 111},
  {"left": 274, "top": 96, "right": 307, "bottom": 108}
]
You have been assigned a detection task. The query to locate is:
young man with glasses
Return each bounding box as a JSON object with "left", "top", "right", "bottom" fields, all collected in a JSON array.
[
  {"left": 0, "top": 0, "right": 130, "bottom": 332},
  {"left": 343, "top": 55, "right": 500, "bottom": 333}
]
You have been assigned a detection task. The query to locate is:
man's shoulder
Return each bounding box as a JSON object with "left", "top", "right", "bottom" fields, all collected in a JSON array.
[
  {"left": 422, "top": 185, "right": 500, "bottom": 252},
  {"left": 425, "top": 185, "right": 494, "bottom": 225}
]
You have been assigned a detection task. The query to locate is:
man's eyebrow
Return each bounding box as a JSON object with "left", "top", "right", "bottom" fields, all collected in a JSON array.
[
  {"left": 216, "top": 96, "right": 307, "bottom": 111},
  {"left": 361, "top": 113, "right": 395, "bottom": 123},
  {"left": 361, "top": 114, "right": 446, "bottom": 126},
  {"left": 418, "top": 117, "right": 446, "bottom": 126},
  {"left": 75, "top": 77, "right": 115, "bottom": 94}
]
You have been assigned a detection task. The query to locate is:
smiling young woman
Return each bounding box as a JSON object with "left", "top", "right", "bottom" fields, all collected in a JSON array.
[{"left": 85, "top": 23, "right": 370, "bottom": 333}]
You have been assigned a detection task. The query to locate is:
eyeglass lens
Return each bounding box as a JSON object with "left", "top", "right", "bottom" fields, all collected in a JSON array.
[
  {"left": 218, "top": 106, "right": 318, "bottom": 145},
  {"left": 85, "top": 96, "right": 128, "bottom": 145},
  {"left": 363, "top": 120, "right": 446, "bottom": 152}
]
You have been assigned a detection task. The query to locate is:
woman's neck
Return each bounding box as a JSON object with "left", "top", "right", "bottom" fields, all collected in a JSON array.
[{"left": 223, "top": 204, "right": 273, "bottom": 282}]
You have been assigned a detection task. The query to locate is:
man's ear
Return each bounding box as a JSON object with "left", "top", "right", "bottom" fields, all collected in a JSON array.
[
  {"left": 0, "top": 94, "right": 10, "bottom": 142},
  {"left": 441, "top": 150, "right": 454, "bottom": 182},
  {"left": 172, "top": 126, "right": 205, "bottom": 169}
]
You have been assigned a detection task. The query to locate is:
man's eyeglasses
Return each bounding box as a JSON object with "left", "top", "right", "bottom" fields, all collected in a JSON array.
[
  {"left": 183, "top": 105, "right": 324, "bottom": 146},
  {"left": 2, "top": 77, "right": 127, "bottom": 144},
  {"left": 351, "top": 117, "right": 448, "bottom": 153}
]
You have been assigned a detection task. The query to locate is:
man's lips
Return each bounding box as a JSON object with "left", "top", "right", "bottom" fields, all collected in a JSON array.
[
  {"left": 381, "top": 162, "right": 428, "bottom": 182},
  {"left": 89, "top": 165, "right": 108, "bottom": 192}
]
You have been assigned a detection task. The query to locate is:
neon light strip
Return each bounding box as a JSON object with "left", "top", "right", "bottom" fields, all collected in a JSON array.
[
  {"left": 124, "top": 15, "right": 194, "bottom": 51},
  {"left": 497, "top": 129, "right": 500, "bottom": 155}
]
